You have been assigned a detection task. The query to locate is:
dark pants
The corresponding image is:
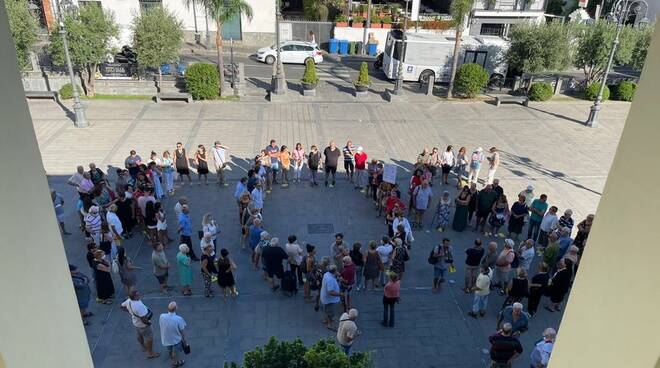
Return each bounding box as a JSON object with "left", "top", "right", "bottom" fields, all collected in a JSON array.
[
  {"left": 290, "top": 263, "right": 304, "bottom": 286},
  {"left": 528, "top": 292, "right": 542, "bottom": 315},
  {"left": 181, "top": 235, "right": 197, "bottom": 259},
  {"left": 527, "top": 219, "right": 542, "bottom": 243},
  {"left": 325, "top": 166, "right": 337, "bottom": 184},
  {"left": 382, "top": 296, "right": 397, "bottom": 327}
]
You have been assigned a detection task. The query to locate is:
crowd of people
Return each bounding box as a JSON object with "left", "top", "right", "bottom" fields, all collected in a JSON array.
[{"left": 59, "top": 138, "right": 595, "bottom": 368}]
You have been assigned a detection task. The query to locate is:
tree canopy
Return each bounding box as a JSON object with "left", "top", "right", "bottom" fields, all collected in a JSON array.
[
  {"left": 506, "top": 22, "right": 575, "bottom": 74},
  {"left": 5, "top": 0, "right": 39, "bottom": 71},
  {"left": 132, "top": 6, "right": 184, "bottom": 70}
]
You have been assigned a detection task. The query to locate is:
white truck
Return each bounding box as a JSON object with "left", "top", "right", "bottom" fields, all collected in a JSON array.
[{"left": 377, "top": 30, "right": 509, "bottom": 84}]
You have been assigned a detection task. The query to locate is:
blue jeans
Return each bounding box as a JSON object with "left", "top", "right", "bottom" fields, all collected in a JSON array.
[
  {"left": 341, "top": 344, "right": 352, "bottom": 355},
  {"left": 355, "top": 265, "right": 363, "bottom": 288},
  {"left": 472, "top": 294, "right": 489, "bottom": 313}
]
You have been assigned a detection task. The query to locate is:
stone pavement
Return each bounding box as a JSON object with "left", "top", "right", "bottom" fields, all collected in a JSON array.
[{"left": 34, "top": 98, "right": 628, "bottom": 367}]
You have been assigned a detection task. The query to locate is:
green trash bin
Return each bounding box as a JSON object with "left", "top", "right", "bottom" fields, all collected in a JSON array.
[{"left": 348, "top": 42, "right": 356, "bottom": 55}]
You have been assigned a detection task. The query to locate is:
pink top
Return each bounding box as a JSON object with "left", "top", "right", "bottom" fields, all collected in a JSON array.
[
  {"left": 293, "top": 149, "right": 305, "bottom": 161},
  {"left": 384, "top": 280, "right": 400, "bottom": 298}
]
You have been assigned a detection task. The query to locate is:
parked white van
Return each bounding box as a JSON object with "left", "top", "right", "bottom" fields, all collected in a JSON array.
[{"left": 378, "top": 30, "right": 509, "bottom": 84}]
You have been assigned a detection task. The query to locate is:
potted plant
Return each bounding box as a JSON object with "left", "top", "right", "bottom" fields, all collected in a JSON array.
[
  {"left": 301, "top": 58, "right": 319, "bottom": 96},
  {"left": 382, "top": 15, "right": 392, "bottom": 29},
  {"left": 370, "top": 14, "right": 381, "bottom": 28},
  {"left": 354, "top": 61, "right": 370, "bottom": 96},
  {"left": 335, "top": 14, "right": 348, "bottom": 27},
  {"left": 352, "top": 15, "right": 365, "bottom": 28}
]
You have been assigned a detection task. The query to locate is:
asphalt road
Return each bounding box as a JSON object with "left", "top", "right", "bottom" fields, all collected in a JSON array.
[{"left": 181, "top": 52, "right": 399, "bottom": 85}]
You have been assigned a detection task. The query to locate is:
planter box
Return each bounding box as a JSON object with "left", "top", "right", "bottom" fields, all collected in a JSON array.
[
  {"left": 355, "top": 84, "right": 369, "bottom": 93},
  {"left": 352, "top": 22, "right": 364, "bottom": 28},
  {"left": 302, "top": 88, "right": 316, "bottom": 96},
  {"left": 382, "top": 23, "right": 392, "bottom": 29},
  {"left": 335, "top": 21, "right": 348, "bottom": 27}
]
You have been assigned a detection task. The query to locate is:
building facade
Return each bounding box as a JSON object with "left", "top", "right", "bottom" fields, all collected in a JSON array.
[
  {"left": 47, "top": 0, "right": 276, "bottom": 46},
  {"left": 468, "top": 0, "right": 546, "bottom": 37}
]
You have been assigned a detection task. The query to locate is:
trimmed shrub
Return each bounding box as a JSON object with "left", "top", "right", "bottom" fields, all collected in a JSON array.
[
  {"left": 584, "top": 82, "right": 609, "bottom": 101},
  {"left": 354, "top": 61, "right": 370, "bottom": 87},
  {"left": 59, "top": 83, "right": 83, "bottom": 99},
  {"left": 185, "top": 63, "right": 219, "bottom": 100},
  {"left": 453, "top": 63, "right": 489, "bottom": 98},
  {"left": 528, "top": 82, "right": 553, "bottom": 101},
  {"left": 301, "top": 58, "right": 319, "bottom": 85},
  {"left": 613, "top": 80, "right": 636, "bottom": 101}
]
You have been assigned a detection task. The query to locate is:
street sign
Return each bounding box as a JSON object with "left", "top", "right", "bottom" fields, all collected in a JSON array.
[{"left": 98, "top": 63, "right": 137, "bottom": 79}]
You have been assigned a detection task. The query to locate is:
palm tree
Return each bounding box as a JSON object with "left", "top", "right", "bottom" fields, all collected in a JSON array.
[
  {"left": 184, "top": 0, "right": 253, "bottom": 95},
  {"left": 446, "top": 0, "right": 474, "bottom": 98}
]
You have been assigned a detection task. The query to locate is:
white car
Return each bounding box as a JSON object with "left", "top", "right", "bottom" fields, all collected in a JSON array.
[{"left": 256, "top": 41, "right": 323, "bottom": 65}]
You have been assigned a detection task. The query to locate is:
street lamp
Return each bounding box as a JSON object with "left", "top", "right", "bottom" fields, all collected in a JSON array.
[
  {"left": 585, "top": 0, "right": 648, "bottom": 127},
  {"left": 52, "top": 0, "right": 87, "bottom": 128},
  {"left": 392, "top": 0, "right": 410, "bottom": 95},
  {"left": 270, "top": 0, "right": 287, "bottom": 95}
]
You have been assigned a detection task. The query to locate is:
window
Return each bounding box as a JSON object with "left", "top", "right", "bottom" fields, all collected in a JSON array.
[
  {"left": 139, "top": 0, "right": 162, "bottom": 11},
  {"left": 464, "top": 51, "right": 488, "bottom": 68},
  {"left": 281, "top": 44, "right": 296, "bottom": 51},
  {"left": 78, "top": 0, "right": 102, "bottom": 8},
  {"left": 480, "top": 23, "right": 505, "bottom": 36}
]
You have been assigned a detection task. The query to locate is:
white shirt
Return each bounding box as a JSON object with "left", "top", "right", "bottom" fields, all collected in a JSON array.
[
  {"left": 106, "top": 211, "right": 123, "bottom": 235},
  {"left": 392, "top": 217, "right": 412, "bottom": 235},
  {"left": 203, "top": 221, "right": 218, "bottom": 241},
  {"left": 251, "top": 188, "right": 264, "bottom": 209},
  {"left": 376, "top": 243, "right": 393, "bottom": 264},
  {"left": 212, "top": 147, "right": 226, "bottom": 165},
  {"left": 540, "top": 213, "right": 559, "bottom": 232},
  {"left": 337, "top": 313, "right": 358, "bottom": 346},
  {"left": 285, "top": 242, "right": 304, "bottom": 265},
  {"left": 159, "top": 312, "right": 186, "bottom": 347},
  {"left": 441, "top": 151, "right": 455, "bottom": 166},
  {"left": 121, "top": 299, "right": 149, "bottom": 328},
  {"left": 521, "top": 246, "right": 535, "bottom": 271},
  {"left": 68, "top": 172, "right": 84, "bottom": 187}
]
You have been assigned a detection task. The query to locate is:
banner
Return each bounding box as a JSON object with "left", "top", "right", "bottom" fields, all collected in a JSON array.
[
  {"left": 410, "top": 0, "right": 421, "bottom": 21},
  {"left": 383, "top": 164, "right": 397, "bottom": 184}
]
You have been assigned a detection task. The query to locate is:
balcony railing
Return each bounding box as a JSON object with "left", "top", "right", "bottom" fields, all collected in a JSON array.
[{"left": 473, "top": 0, "right": 546, "bottom": 11}]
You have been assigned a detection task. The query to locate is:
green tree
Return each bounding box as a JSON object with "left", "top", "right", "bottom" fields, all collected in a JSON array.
[
  {"left": 132, "top": 6, "right": 184, "bottom": 90},
  {"left": 304, "top": 0, "right": 329, "bottom": 21},
  {"left": 4, "top": 0, "right": 39, "bottom": 71},
  {"left": 506, "top": 22, "right": 574, "bottom": 74},
  {"left": 48, "top": 5, "right": 118, "bottom": 96},
  {"left": 186, "top": 0, "right": 253, "bottom": 95},
  {"left": 630, "top": 25, "right": 653, "bottom": 71},
  {"left": 446, "top": 0, "right": 474, "bottom": 98},
  {"left": 573, "top": 21, "right": 639, "bottom": 84}
]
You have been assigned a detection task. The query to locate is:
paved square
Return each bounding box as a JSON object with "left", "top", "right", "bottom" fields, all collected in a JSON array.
[{"left": 34, "top": 98, "right": 628, "bottom": 367}]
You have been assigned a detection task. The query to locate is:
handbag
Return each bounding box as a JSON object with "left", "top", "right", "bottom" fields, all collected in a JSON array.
[
  {"left": 182, "top": 341, "right": 191, "bottom": 355},
  {"left": 111, "top": 258, "right": 119, "bottom": 274},
  {"left": 197, "top": 230, "right": 204, "bottom": 240}
]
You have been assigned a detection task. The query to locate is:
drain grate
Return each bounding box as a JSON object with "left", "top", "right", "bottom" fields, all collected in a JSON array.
[{"left": 307, "top": 223, "right": 335, "bottom": 235}]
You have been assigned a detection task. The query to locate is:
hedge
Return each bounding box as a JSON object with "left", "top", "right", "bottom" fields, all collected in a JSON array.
[
  {"left": 584, "top": 82, "right": 609, "bottom": 101},
  {"left": 453, "top": 63, "right": 489, "bottom": 98},
  {"left": 185, "top": 63, "right": 219, "bottom": 100},
  {"left": 528, "top": 82, "right": 553, "bottom": 101},
  {"left": 612, "top": 80, "right": 636, "bottom": 101}
]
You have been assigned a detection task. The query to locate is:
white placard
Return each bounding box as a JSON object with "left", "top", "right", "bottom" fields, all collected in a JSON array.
[
  {"left": 410, "top": 0, "right": 421, "bottom": 21},
  {"left": 383, "top": 164, "right": 397, "bottom": 184},
  {"left": 279, "top": 23, "right": 292, "bottom": 42}
]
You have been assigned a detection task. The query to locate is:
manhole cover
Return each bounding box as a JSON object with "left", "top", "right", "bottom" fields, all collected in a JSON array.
[{"left": 307, "top": 223, "right": 335, "bottom": 235}]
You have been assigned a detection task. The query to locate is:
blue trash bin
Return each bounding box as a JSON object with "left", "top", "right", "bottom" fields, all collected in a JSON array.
[
  {"left": 339, "top": 40, "right": 349, "bottom": 55},
  {"left": 160, "top": 64, "right": 171, "bottom": 75},
  {"left": 367, "top": 43, "right": 378, "bottom": 56},
  {"left": 328, "top": 38, "right": 339, "bottom": 54}
]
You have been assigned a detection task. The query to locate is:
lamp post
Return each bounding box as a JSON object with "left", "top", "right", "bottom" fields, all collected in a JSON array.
[
  {"left": 393, "top": 0, "right": 410, "bottom": 95},
  {"left": 585, "top": 0, "right": 648, "bottom": 127},
  {"left": 52, "top": 0, "right": 87, "bottom": 128},
  {"left": 270, "top": 0, "right": 287, "bottom": 95}
]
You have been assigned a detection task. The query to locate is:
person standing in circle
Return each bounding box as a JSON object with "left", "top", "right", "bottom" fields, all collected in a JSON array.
[
  {"left": 92, "top": 249, "right": 115, "bottom": 304},
  {"left": 324, "top": 141, "right": 341, "bottom": 187},
  {"left": 173, "top": 142, "right": 192, "bottom": 186},
  {"left": 176, "top": 244, "right": 193, "bottom": 296},
  {"left": 200, "top": 244, "right": 217, "bottom": 297},
  {"left": 292, "top": 143, "right": 305, "bottom": 184},
  {"left": 342, "top": 140, "right": 355, "bottom": 183},
  {"left": 117, "top": 246, "right": 141, "bottom": 295},
  {"left": 382, "top": 272, "right": 400, "bottom": 327},
  {"left": 362, "top": 241, "right": 380, "bottom": 291},
  {"left": 486, "top": 147, "right": 500, "bottom": 185},
  {"left": 307, "top": 145, "right": 321, "bottom": 186},
  {"left": 440, "top": 145, "right": 456, "bottom": 185},
  {"left": 216, "top": 248, "right": 238, "bottom": 302},
  {"left": 161, "top": 151, "right": 175, "bottom": 195},
  {"left": 354, "top": 146, "right": 368, "bottom": 191},
  {"left": 211, "top": 141, "right": 229, "bottom": 186},
  {"left": 452, "top": 185, "right": 471, "bottom": 232},
  {"left": 194, "top": 144, "right": 210, "bottom": 185},
  {"left": 279, "top": 145, "right": 292, "bottom": 187}
]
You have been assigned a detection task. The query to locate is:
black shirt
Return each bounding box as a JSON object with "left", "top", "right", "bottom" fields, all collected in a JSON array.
[
  {"left": 323, "top": 147, "right": 341, "bottom": 168},
  {"left": 489, "top": 333, "right": 523, "bottom": 364},
  {"left": 247, "top": 176, "right": 258, "bottom": 193},
  {"left": 465, "top": 247, "right": 485, "bottom": 267},
  {"left": 262, "top": 246, "right": 288, "bottom": 273},
  {"left": 492, "top": 185, "right": 504, "bottom": 198},
  {"left": 202, "top": 254, "right": 217, "bottom": 274},
  {"left": 530, "top": 272, "right": 549, "bottom": 296},
  {"left": 308, "top": 151, "right": 321, "bottom": 169},
  {"left": 350, "top": 250, "right": 364, "bottom": 267}
]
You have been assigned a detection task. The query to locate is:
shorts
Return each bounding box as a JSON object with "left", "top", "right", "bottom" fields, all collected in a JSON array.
[
  {"left": 155, "top": 272, "right": 169, "bottom": 284},
  {"left": 177, "top": 167, "right": 190, "bottom": 175},
  {"left": 166, "top": 341, "right": 183, "bottom": 354},
  {"left": 323, "top": 302, "right": 338, "bottom": 320},
  {"left": 441, "top": 164, "right": 453, "bottom": 174},
  {"left": 136, "top": 325, "right": 153, "bottom": 339},
  {"left": 434, "top": 267, "right": 447, "bottom": 279},
  {"left": 344, "top": 161, "right": 354, "bottom": 172}
]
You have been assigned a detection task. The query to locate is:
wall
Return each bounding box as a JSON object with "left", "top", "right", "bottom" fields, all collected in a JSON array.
[
  {"left": 549, "top": 25, "right": 660, "bottom": 368},
  {"left": 101, "top": 0, "right": 140, "bottom": 46},
  {"left": 21, "top": 74, "right": 183, "bottom": 95},
  {"left": 0, "top": 3, "right": 94, "bottom": 367}
]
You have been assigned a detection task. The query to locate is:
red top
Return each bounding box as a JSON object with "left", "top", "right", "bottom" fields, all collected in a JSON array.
[
  {"left": 384, "top": 280, "right": 400, "bottom": 298},
  {"left": 354, "top": 152, "right": 368, "bottom": 170},
  {"left": 409, "top": 175, "right": 422, "bottom": 193},
  {"left": 386, "top": 196, "right": 406, "bottom": 214},
  {"left": 340, "top": 263, "right": 356, "bottom": 285}
]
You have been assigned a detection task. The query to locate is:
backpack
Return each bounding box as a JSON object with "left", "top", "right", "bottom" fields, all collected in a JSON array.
[{"left": 427, "top": 249, "right": 438, "bottom": 265}]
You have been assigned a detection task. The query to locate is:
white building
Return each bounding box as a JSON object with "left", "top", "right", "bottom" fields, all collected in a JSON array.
[
  {"left": 70, "top": 0, "right": 275, "bottom": 46},
  {"left": 468, "top": 0, "right": 547, "bottom": 37}
]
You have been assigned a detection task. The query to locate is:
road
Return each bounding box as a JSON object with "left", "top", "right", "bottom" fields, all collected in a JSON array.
[{"left": 181, "top": 52, "right": 400, "bottom": 86}]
